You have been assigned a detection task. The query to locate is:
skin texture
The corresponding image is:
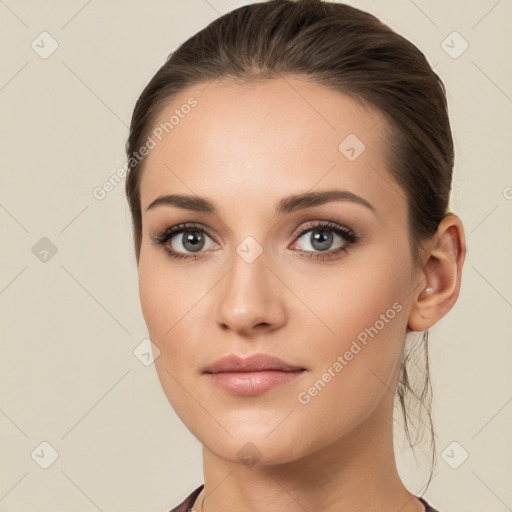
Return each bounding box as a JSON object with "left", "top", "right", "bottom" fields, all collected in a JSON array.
[{"left": 137, "top": 77, "right": 466, "bottom": 512}]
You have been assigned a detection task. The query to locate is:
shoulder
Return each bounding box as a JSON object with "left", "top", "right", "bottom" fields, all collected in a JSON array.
[
  {"left": 168, "top": 484, "right": 204, "bottom": 512},
  {"left": 418, "top": 496, "right": 441, "bottom": 512}
]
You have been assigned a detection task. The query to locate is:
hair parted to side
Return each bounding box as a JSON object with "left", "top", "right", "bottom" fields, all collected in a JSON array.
[{"left": 126, "top": 0, "right": 455, "bottom": 490}]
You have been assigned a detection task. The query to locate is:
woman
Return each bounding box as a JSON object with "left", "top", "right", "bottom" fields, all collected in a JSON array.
[{"left": 125, "top": 1, "right": 466, "bottom": 510}]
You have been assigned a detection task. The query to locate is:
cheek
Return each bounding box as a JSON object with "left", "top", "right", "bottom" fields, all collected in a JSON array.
[
  {"left": 138, "top": 246, "right": 187, "bottom": 338},
  {"left": 138, "top": 256, "right": 202, "bottom": 422},
  {"left": 295, "top": 247, "right": 410, "bottom": 408},
  {"left": 138, "top": 251, "right": 205, "bottom": 380},
  {"left": 295, "top": 245, "right": 410, "bottom": 345},
  {"left": 138, "top": 253, "right": 188, "bottom": 374},
  {"left": 138, "top": 258, "right": 167, "bottom": 338}
]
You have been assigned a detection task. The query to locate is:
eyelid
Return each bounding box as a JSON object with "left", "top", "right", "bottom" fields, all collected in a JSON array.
[
  {"left": 151, "top": 222, "right": 217, "bottom": 245},
  {"left": 291, "top": 219, "right": 355, "bottom": 238}
]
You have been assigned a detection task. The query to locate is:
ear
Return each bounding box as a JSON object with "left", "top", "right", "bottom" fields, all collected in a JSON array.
[{"left": 408, "top": 214, "right": 467, "bottom": 332}]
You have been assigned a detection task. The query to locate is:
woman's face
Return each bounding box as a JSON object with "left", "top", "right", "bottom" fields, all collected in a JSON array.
[{"left": 137, "top": 77, "right": 421, "bottom": 465}]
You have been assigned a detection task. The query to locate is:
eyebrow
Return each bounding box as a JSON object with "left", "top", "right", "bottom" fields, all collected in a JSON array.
[{"left": 145, "top": 189, "right": 376, "bottom": 216}]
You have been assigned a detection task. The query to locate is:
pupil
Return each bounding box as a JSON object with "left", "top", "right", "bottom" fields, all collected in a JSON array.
[
  {"left": 312, "top": 230, "right": 332, "bottom": 251},
  {"left": 183, "top": 231, "right": 204, "bottom": 252}
]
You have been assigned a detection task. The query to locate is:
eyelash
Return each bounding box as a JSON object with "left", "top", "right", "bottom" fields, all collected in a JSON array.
[{"left": 150, "top": 220, "right": 360, "bottom": 262}]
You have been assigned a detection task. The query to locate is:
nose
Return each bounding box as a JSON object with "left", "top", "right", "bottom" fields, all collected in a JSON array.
[{"left": 215, "top": 248, "right": 286, "bottom": 337}]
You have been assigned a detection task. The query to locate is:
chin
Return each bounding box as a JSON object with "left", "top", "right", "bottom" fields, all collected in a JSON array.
[{"left": 203, "top": 433, "right": 310, "bottom": 467}]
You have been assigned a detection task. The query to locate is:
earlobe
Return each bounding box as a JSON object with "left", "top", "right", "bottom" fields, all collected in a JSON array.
[{"left": 408, "top": 215, "right": 466, "bottom": 332}]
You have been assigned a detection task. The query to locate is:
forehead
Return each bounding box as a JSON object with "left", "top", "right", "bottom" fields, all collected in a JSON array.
[{"left": 139, "top": 77, "right": 404, "bottom": 218}]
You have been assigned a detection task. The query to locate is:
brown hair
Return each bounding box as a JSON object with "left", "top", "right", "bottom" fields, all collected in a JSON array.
[{"left": 126, "top": 0, "right": 454, "bottom": 488}]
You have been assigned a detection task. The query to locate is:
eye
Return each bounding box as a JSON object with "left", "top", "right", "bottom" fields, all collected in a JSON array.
[
  {"left": 290, "top": 220, "right": 359, "bottom": 261},
  {"left": 152, "top": 220, "right": 360, "bottom": 262},
  {"left": 151, "top": 223, "right": 217, "bottom": 260}
]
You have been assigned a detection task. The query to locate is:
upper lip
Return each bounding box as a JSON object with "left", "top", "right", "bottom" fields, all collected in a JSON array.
[{"left": 203, "top": 353, "right": 306, "bottom": 374}]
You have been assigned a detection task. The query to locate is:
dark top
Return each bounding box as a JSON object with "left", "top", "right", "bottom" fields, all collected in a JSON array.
[{"left": 169, "top": 484, "right": 441, "bottom": 512}]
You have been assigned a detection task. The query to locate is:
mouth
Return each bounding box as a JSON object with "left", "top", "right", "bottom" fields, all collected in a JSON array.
[{"left": 202, "top": 353, "right": 307, "bottom": 396}]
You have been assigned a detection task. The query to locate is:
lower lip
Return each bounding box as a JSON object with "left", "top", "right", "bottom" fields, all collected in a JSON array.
[{"left": 206, "top": 370, "right": 305, "bottom": 396}]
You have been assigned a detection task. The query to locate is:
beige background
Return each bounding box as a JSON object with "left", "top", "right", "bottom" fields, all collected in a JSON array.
[{"left": 0, "top": 0, "right": 511, "bottom": 511}]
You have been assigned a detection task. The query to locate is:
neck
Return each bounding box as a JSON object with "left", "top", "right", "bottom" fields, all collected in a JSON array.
[{"left": 198, "top": 394, "right": 425, "bottom": 512}]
